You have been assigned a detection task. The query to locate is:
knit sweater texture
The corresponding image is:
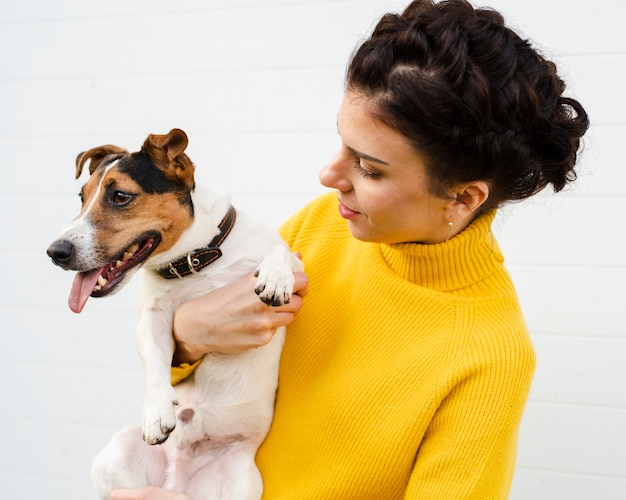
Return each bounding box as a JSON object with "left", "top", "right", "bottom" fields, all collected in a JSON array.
[{"left": 173, "top": 191, "right": 536, "bottom": 499}]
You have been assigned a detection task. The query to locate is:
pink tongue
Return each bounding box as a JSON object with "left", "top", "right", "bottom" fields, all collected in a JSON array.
[{"left": 69, "top": 269, "right": 103, "bottom": 314}]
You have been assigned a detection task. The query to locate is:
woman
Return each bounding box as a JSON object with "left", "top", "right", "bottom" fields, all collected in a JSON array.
[{"left": 113, "top": 0, "right": 588, "bottom": 498}]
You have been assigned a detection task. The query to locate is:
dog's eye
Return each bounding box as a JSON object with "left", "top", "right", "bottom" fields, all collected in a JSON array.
[{"left": 111, "top": 191, "right": 134, "bottom": 206}]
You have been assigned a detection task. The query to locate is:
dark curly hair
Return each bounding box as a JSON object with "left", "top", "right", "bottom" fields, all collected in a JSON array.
[{"left": 346, "top": 0, "right": 589, "bottom": 210}]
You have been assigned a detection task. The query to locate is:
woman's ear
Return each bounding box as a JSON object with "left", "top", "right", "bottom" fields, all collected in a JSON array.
[{"left": 447, "top": 181, "right": 490, "bottom": 222}]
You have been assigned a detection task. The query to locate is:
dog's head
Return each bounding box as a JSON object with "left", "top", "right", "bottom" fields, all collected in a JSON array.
[{"left": 47, "top": 128, "right": 196, "bottom": 313}]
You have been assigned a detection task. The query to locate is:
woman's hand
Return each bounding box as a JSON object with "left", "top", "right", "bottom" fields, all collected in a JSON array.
[
  {"left": 172, "top": 271, "right": 308, "bottom": 364},
  {"left": 110, "top": 486, "right": 189, "bottom": 500}
]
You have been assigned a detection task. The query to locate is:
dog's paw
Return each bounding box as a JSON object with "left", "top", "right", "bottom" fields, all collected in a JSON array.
[
  {"left": 254, "top": 245, "right": 301, "bottom": 307},
  {"left": 254, "top": 264, "right": 294, "bottom": 306},
  {"left": 142, "top": 387, "right": 178, "bottom": 445}
]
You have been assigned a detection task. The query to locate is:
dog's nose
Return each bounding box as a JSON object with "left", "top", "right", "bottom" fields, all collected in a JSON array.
[{"left": 47, "top": 239, "right": 75, "bottom": 267}]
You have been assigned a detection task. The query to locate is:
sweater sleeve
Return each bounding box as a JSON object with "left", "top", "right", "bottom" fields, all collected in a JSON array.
[
  {"left": 404, "top": 326, "right": 536, "bottom": 499},
  {"left": 170, "top": 360, "right": 201, "bottom": 386}
]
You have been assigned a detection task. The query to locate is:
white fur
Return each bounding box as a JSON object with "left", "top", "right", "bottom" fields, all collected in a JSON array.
[
  {"left": 90, "top": 184, "right": 302, "bottom": 499},
  {"left": 55, "top": 161, "right": 120, "bottom": 269}
]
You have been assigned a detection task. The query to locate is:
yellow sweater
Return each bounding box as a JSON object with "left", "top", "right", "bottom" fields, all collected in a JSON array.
[{"left": 173, "top": 191, "right": 536, "bottom": 499}]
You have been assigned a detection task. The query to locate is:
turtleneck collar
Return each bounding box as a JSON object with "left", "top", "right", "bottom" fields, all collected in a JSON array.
[{"left": 378, "top": 211, "right": 503, "bottom": 291}]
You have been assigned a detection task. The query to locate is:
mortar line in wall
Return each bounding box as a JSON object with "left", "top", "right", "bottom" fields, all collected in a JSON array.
[
  {"left": 2, "top": 359, "right": 143, "bottom": 378},
  {"left": 0, "top": 63, "right": 346, "bottom": 86},
  {"left": 516, "top": 465, "right": 626, "bottom": 482},
  {"left": 530, "top": 331, "right": 626, "bottom": 342},
  {"left": 507, "top": 261, "right": 626, "bottom": 270},
  {"left": 0, "top": 129, "right": 339, "bottom": 142},
  {"left": 0, "top": 302, "right": 138, "bottom": 316},
  {"left": 0, "top": 412, "right": 142, "bottom": 440},
  {"left": 0, "top": 468, "right": 91, "bottom": 487},
  {"left": 0, "top": 0, "right": 371, "bottom": 28},
  {"left": 526, "top": 399, "right": 626, "bottom": 412}
]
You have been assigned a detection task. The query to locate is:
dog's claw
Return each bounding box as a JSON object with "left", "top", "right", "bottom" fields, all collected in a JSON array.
[
  {"left": 257, "top": 292, "right": 291, "bottom": 307},
  {"left": 255, "top": 282, "right": 292, "bottom": 307},
  {"left": 142, "top": 415, "right": 177, "bottom": 445},
  {"left": 142, "top": 426, "right": 174, "bottom": 445},
  {"left": 142, "top": 386, "right": 178, "bottom": 445},
  {"left": 253, "top": 245, "right": 302, "bottom": 307}
]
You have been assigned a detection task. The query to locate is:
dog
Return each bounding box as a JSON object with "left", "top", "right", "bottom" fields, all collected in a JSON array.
[{"left": 47, "top": 128, "right": 303, "bottom": 499}]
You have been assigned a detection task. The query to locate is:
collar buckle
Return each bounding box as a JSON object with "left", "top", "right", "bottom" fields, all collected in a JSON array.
[{"left": 157, "top": 206, "right": 236, "bottom": 280}]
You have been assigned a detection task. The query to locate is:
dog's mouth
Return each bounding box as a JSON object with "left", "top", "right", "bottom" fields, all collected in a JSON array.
[{"left": 68, "top": 232, "right": 161, "bottom": 313}]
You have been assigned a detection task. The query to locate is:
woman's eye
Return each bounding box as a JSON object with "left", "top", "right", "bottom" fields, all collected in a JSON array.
[
  {"left": 112, "top": 191, "right": 134, "bottom": 205},
  {"left": 353, "top": 160, "right": 380, "bottom": 179}
]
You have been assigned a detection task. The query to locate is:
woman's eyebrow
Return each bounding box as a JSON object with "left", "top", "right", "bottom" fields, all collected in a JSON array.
[
  {"left": 336, "top": 118, "right": 390, "bottom": 165},
  {"left": 347, "top": 146, "right": 390, "bottom": 165}
]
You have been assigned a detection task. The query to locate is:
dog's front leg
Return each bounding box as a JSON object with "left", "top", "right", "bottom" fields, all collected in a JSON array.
[{"left": 137, "top": 306, "right": 179, "bottom": 445}]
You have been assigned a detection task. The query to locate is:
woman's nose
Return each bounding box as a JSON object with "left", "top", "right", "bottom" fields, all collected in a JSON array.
[{"left": 319, "top": 151, "right": 352, "bottom": 191}]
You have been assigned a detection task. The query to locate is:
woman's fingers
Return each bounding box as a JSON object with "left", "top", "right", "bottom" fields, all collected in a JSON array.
[{"left": 172, "top": 270, "right": 308, "bottom": 362}]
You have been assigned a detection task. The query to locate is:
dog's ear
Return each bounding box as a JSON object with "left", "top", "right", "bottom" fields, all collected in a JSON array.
[
  {"left": 141, "top": 129, "right": 195, "bottom": 188},
  {"left": 75, "top": 145, "right": 128, "bottom": 179}
]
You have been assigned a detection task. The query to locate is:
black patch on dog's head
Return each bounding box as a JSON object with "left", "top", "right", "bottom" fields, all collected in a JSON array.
[{"left": 117, "top": 152, "right": 194, "bottom": 215}]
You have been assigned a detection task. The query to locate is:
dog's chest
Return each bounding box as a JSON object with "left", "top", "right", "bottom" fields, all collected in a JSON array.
[{"left": 140, "top": 271, "right": 217, "bottom": 311}]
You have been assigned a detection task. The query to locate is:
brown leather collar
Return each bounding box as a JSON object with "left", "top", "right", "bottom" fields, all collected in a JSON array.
[{"left": 156, "top": 205, "right": 236, "bottom": 279}]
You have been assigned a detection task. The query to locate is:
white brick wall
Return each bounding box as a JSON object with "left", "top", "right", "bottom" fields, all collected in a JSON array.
[{"left": 1, "top": 1, "right": 623, "bottom": 498}]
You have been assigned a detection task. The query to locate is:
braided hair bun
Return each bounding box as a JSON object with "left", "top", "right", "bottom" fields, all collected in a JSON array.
[{"left": 347, "top": 0, "right": 589, "bottom": 209}]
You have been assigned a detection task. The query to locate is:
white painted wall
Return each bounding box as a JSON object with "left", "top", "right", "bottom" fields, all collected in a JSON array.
[{"left": 1, "top": 1, "right": 623, "bottom": 498}]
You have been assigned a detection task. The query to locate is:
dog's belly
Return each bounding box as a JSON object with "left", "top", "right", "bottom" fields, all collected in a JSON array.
[
  {"left": 162, "top": 432, "right": 263, "bottom": 498},
  {"left": 171, "top": 327, "right": 285, "bottom": 447}
]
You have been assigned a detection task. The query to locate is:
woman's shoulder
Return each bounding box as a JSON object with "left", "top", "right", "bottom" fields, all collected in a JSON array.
[{"left": 464, "top": 294, "right": 536, "bottom": 373}]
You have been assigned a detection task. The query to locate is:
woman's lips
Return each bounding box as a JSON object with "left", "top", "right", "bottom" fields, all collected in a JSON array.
[{"left": 338, "top": 202, "right": 360, "bottom": 219}]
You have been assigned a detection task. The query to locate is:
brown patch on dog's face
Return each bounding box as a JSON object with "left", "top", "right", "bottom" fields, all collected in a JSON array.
[{"left": 80, "top": 164, "right": 194, "bottom": 264}]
